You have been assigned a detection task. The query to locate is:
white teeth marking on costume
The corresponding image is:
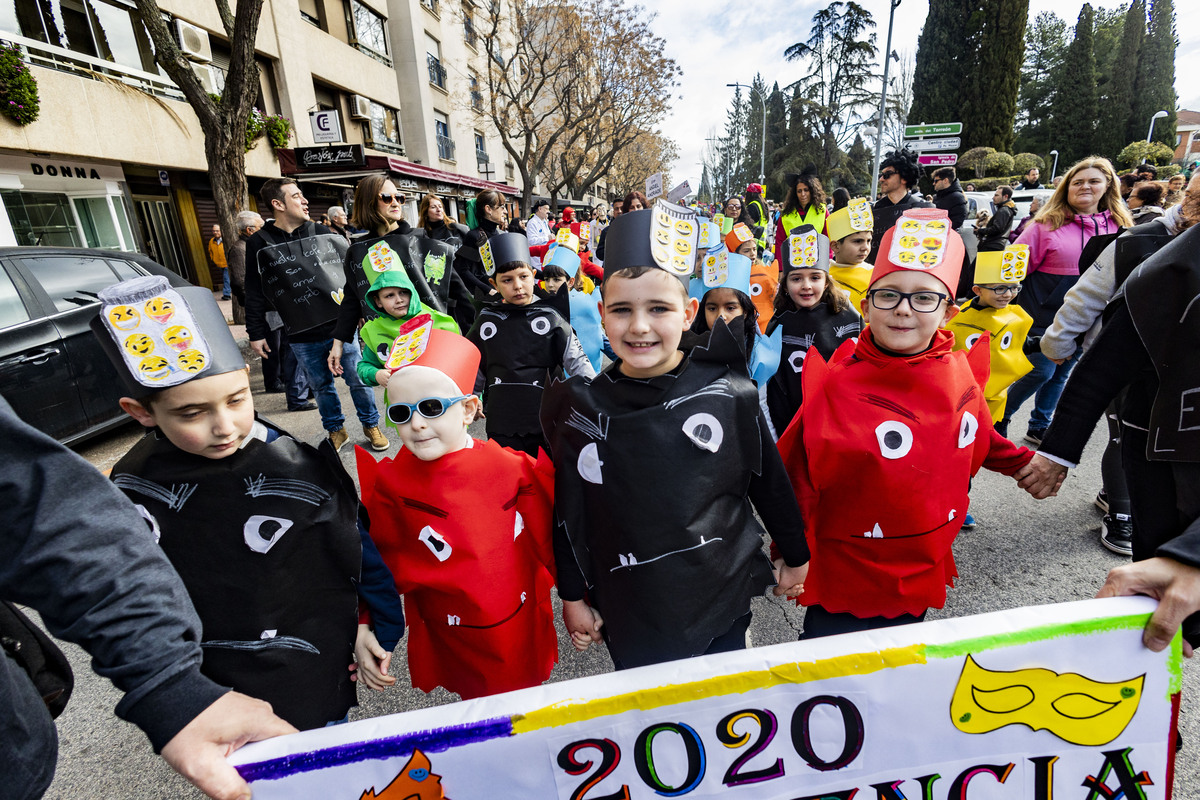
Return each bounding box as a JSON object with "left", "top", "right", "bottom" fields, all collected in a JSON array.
[
  {"left": 514, "top": 511, "right": 524, "bottom": 540},
  {"left": 419, "top": 526, "right": 452, "bottom": 561},
  {"left": 578, "top": 442, "right": 604, "bottom": 484},
  {"left": 864, "top": 522, "right": 883, "bottom": 538},
  {"left": 447, "top": 615, "right": 460, "bottom": 626},
  {"left": 949, "top": 509, "right": 957, "bottom": 521}
]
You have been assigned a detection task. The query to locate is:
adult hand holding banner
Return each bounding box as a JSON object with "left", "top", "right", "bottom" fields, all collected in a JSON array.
[{"left": 229, "top": 597, "right": 1180, "bottom": 799}]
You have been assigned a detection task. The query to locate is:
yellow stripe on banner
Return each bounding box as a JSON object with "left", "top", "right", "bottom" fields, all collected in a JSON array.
[{"left": 512, "top": 645, "right": 927, "bottom": 735}]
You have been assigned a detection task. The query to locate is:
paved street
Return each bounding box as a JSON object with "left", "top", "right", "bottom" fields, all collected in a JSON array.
[{"left": 45, "top": 349, "right": 1200, "bottom": 799}]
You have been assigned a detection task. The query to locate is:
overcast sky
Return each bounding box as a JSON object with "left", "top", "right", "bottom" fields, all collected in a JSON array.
[{"left": 654, "top": 0, "right": 1200, "bottom": 191}]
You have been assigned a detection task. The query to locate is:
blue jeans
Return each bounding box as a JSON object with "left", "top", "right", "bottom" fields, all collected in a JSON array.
[
  {"left": 221, "top": 267, "right": 231, "bottom": 298},
  {"left": 1001, "top": 351, "right": 1079, "bottom": 433},
  {"left": 290, "top": 337, "right": 380, "bottom": 432}
]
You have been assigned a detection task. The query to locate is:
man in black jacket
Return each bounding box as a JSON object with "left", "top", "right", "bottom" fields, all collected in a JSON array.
[
  {"left": 931, "top": 167, "right": 968, "bottom": 230},
  {"left": 1018, "top": 167, "right": 1043, "bottom": 190},
  {"left": 0, "top": 398, "right": 294, "bottom": 800},
  {"left": 974, "top": 185, "right": 1017, "bottom": 252}
]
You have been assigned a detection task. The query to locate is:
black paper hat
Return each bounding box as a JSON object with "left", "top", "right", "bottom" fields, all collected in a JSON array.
[
  {"left": 785, "top": 163, "right": 820, "bottom": 189},
  {"left": 90, "top": 276, "right": 247, "bottom": 398},
  {"left": 600, "top": 206, "right": 698, "bottom": 281},
  {"left": 480, "top": 232, "right": 530, "bottom": 276},
  {"left": 778, "top": 223, "right": 831, "bottom": 275}
]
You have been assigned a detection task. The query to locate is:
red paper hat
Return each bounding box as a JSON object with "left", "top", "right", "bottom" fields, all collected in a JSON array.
[
  {"left": 871, "top": 208, "right": 964, "bottom": 296},
  {"left": 397, "top": 327, "right": 481, "bottom": 395}
]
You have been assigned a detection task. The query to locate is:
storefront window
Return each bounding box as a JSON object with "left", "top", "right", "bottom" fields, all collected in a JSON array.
[
  {"left": 111, "top": 197, "right": 135, "bottom": 249},
  {"left": 73, "top": 196, "right": 124, "bottom": 249},
  {"left": 0, "top": 190, "right": 83, "bottom": 247}
]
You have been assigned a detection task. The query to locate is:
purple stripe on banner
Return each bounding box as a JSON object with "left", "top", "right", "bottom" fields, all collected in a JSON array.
[{"left": 235, "top": 716, "right": 514, "bottom": 782}]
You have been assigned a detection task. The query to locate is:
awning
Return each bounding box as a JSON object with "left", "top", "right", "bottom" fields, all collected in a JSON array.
[{"left": 278, "top": 149, "right": 518, "bottom": 197}]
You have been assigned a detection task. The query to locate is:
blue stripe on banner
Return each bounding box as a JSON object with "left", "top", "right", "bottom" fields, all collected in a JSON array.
[{"left": 235, "top": 716, "right": 515, "bottom": 782}]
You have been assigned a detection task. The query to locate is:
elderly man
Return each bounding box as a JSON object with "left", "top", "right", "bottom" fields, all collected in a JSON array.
[
  {"left": 207, "top": 223, "right": 229, "bottom": 300},
  {"left": 327, "top": 205, "right": 353, "bottom": 241},
  {"left": 526, "top": 199, "right": 553, "bottom": 267}
]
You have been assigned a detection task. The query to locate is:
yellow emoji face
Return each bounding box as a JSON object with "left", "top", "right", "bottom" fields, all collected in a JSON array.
[
  {"left": 900, "top": 219, "right": 922, "bottom": 233},
  {"left": 162, "top": 325, "right": 192, "bottom": 352},
  {"left": 123, "top": 333, "right": 155, "bottom": 356},
  {"left": 138, "top": 355, "right": 172, "bottom": 382},
  {"left": 656, "top": 210, "right": 671, "bottom": 227},
  {"left": 921, "top": 236, "right": 943, "bottom": 250},
  {"left": 670, "top": 254, "right": 691, "bottom": 273},
  {"left": 651, "top": 242, "right": 669, "bottom": 266},
  {"left": 918, "top": 251, "right": 941, "bottom": 266},
  {"left": 674, "top": 219, "right": 694, "bottom": 237},
  {"left": 672, "top": 237, "right": 692, "bottom": 256},
  {"left": 176, "top": 349, "right": 207, "bottom": 373},
  {"left": 950, "top": 654, "right": 1144, "bottom": 746},
  {"left": 108, "top": 305, "right": 140, "bottom": 330},
  {"left": 144, "top": 296, "right": 175, "bottom": 324},
  {"left": 899, "top": 235, "right": 919, "bottom": 249},
  {"left": 654, "top": 227, "right": 671, "bottom": 246},
  {"left": 925, "top": 219, "right": 948, "bottom": 234},
  {"left": 897, "top": 250, "right": 917, "bottom": 264}
]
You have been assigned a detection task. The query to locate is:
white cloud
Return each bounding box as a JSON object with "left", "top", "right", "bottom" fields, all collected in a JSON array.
[{"left": 653, "top": 0, "right": 1200, "bottom": 187}]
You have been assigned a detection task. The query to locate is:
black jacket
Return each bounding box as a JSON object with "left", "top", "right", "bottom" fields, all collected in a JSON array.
[
  {"left": 868, "top": 191, "right": 934, "bottom": 263},
  {"left": 244, "top": 220, "right": 339, "bottom": 343},
  {"left": 933, "top": 180, "right": 969, "bottom": 230},
  {"left": 976, "top": 201, "right": 1016, "bottom": 251}
]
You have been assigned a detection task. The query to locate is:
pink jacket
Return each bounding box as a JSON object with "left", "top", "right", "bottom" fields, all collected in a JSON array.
[{"left": 1014, "top": 210, "right": 1120, "bottom": 276}]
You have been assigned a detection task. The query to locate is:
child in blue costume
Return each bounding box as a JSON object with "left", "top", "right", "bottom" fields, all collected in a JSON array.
[
  {"left": 93, "top": 277, "right": 405, "bottom": 731},
  {"left": 541, "top": 205, "right": 809, "bottom": 670},
  {"left": 765, "top": 224, "right": 862, "bottom": 437}
]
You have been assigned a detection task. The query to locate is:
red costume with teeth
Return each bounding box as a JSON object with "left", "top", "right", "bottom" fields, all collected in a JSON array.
[
  {"left": 357, "top": 440, "right": 557, "bottom": 699},
  {"left": 776, "top": 208, "right": 1033, "bottom": 619}
]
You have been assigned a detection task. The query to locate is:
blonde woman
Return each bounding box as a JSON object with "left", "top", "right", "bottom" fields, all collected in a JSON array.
[{"left": 999, "top": 157, "right": 1134, "bottom": 442}]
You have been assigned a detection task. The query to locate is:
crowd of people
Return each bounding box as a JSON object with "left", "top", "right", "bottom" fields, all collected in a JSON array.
[{"left": 7, "top": 148, "right": 1200, "bottom": 800}]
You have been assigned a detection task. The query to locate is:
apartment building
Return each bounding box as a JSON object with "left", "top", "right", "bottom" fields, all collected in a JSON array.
[{"left": 0, "top": 0, "right": 519, "bottom": 287}]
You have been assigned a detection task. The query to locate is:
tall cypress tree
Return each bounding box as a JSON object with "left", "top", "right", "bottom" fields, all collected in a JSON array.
[
  {"left": 1130, "top": 0, "right": 1177, "bottom": 148},
  {"left": 962, "top": 0, "right": 1029, "bottom": 151},
  {"left": 1049, "top": 5, "right": 1097, "bottom": 166},
  {"left": 1096, "top": 0, "right": 1143, "bottom": 158},
  {"left": 764, "top": 82, "right": 789, "bottom": 198},
  {"left": 908, "top": 0, "right": 975, "bottom": 127},
  {"left": 1013, "top": 12, "right": 1067, "bottom": 155}
]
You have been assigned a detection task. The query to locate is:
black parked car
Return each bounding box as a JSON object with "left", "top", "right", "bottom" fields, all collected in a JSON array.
[{"left": 0, "top": 247, "right": 193, "bottom": 445}]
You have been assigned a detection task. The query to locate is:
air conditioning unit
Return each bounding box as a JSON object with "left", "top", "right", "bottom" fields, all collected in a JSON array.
[
  {"left": 191, "top": 63, "right": 219, "bottom": 94},
  {"left": 175, "top": 19, "right": 212, "bottom": 63},
  {"left": 351, "top": 94, "right": 372, "bottom": 120}
]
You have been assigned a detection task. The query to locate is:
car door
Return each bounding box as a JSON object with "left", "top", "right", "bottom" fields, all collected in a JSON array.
[
  {"left": 0, "top": 260, "right": 85, "bottom": 441},
  {"left": 10, "top": 254, "right": 134, "bottom": 437}
]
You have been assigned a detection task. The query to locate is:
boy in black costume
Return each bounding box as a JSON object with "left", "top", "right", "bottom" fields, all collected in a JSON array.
[
  {"left": 541, "top": 207, "right": 810, "bottom": 670},
  {"left": 93, "top": 277, "right": 405, "bottom": 731},
  {"left": 466, "top": 232, "right": 595, "bottom": 456}
]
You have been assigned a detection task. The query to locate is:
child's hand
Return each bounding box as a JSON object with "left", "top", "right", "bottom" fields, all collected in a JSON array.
[
  {"left": 1015, "top": 453, "right": 1067, "bottom": 499},
  {"left": 773, "top": 562, "right": 809, "bottom": 599},
  {"left": 376, "top": 369, "right": 392, "bottom": 388},
  {"left": 563, "top": 599, "right": 604, "bottom": 652},
  {"left": 352, "top": 624, "right": 396, "bottom": 691}
]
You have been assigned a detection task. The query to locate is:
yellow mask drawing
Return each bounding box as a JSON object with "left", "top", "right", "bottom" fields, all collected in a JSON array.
[{"left": 950, "top": 655, "right": 1144, "bottom": 746}]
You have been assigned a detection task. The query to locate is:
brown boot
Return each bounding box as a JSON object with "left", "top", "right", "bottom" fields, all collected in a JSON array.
[
  {"left": 363, "top": 425, "right": 389, "bottom": 451},
  {"left": 328, "top": 427, "right": 349, "bottom": 452}
]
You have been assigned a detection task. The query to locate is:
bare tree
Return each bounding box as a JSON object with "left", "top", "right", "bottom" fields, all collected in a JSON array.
[
  {"left": 133, "top": 0, "right": 265, "bottom": 262},
  {"left": 479, "top": 0, "right": 679, "bottom": 214},
  {"left": 607, "top": 128, "right": 678, "bottom": 199}
]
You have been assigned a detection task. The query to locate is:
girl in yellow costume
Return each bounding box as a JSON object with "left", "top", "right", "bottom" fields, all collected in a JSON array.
[
  {"left": 946, "top": 244, "right": 1036, "bottom": 422},
  {"left": 827, "top": 197, "right": 875, "bottom": 310}
]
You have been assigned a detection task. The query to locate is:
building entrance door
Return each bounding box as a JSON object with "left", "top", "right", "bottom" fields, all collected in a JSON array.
[{"left": 133, "top": 197, "right": 188, "bottom": 280}]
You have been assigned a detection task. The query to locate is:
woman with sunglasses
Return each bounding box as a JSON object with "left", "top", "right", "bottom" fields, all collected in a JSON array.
[
  {"left": 775, "top": 169, "right": 829, "bottom": 259},
  {"left": 328, "top": 176, "right": 446, "bottom": 379}
]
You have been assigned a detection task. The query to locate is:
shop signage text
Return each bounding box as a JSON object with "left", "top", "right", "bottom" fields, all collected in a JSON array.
[
  {"left": 296, "top": 145, "right": 365, "bottom": 168},
  {"left": 30, "top": 162, "right": 103, "bottom": 180}
]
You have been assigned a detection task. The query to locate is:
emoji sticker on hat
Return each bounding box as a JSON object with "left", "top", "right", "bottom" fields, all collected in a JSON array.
[
  {"left": 649, "top": 200, "right": 699, "bottom": 277},
  {"left": 480, "top": 240, "right": 497, "bottom": 277},
  {"left": 177, "top": 348, "right": 207, "bottom": 373},
  {"left": 385, "top": 313, "right": 434, "bottom": 370},
  {"left": 138, "top": 355, "right": 173, "bottom": 382},
  {"left": 108, "top": 305, "right": 140, "bottom": 330},
  {"left": 101, "top": 278, "right": 214, "bottom": 389},
  {"left": 847, "top": 197, "right": 872, "bottom": 229},
  {"left": 163, "top": 325, "right": 193, "bottom": 353},
  {"left": 704, "top": 252, "right": 729, "bottom": 286},
  {"left": 123, "top": 333, "right": 155, "bottom": 357},
  {"left": 144, "top": 297, "right": 175, "bottom": 324},
  {"left": 788, "top": 230, "right": 820, "bottom": 269},
  {"left": 889, "top": 215, "right": 948, "bottom": 269},
  {"left": 555, "top": 228, "right": 580, "bottom": 252}
]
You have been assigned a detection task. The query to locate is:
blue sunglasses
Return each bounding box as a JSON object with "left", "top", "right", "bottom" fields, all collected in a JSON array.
[{"left": 386, "top": 395, "right": 472, "bottom": 425}]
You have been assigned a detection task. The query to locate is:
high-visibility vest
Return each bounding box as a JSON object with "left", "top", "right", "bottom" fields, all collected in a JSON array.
[{"left": 780, "top": 204, "right": 827, "bottom": 236}]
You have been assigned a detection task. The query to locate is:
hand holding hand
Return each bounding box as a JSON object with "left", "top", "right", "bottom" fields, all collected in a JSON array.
[
  {"left": 161, "top": 692, "right": 296, "bottom": 800},
  {"left": 352, "top": 624, "right": 396, "bottom": 691},
  {"left": 1015, "top": 453, "right": 1067, "bottom": 499},
  {"left": 563, "top": 599, "right": 604, "bottom": 652},
  {"left": 774, "top": 562, "right": 809, "bottom": 598}
]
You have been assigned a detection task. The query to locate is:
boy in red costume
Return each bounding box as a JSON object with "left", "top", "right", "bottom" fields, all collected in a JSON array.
[
  {"left": 777, "top": 208, "right": 1044, "bottom": 639},
  {"left": 355, "top": 328, "right": 558, "bottom": 699}
]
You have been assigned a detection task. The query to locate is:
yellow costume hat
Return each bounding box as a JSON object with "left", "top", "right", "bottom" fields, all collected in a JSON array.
[
  {"left": 826, "top": 197, "right": 873, "bottom": 241},
  {"left": 974, "top": 244, "right": 1030, "bottom": 285}
]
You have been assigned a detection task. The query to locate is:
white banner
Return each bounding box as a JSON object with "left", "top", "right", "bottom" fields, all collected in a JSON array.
[
  {"left": 230, "top": 598, "right": 1180, "bottom": 799},
  {"left": 669, "top": 180, "right": 693, "bottom": 203},
  {"left": 646, "top": 172, "right": 664, "bottom": 198}
]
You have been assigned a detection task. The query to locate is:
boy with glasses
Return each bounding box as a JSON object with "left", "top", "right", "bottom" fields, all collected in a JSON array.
[
  {"left": 776, "top": 209, "right": 1041, "bottom": 639},
  {"left": 355, "top": 329, "right": 559, "bottom": 699}
]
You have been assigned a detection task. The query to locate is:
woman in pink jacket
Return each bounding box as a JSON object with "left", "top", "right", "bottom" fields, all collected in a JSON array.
[{"left": 999, "top": 157, "right": 1133, "bottom": 442}]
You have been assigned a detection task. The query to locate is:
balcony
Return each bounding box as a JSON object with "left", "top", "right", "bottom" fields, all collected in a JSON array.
[
  {"left": 421, "top": 0, "right": 440, "bottom": 16},
  {"left": 476, "top": 149, "right": 490, "bottom": 165},
  {"left": 437, "top": 134, "right": 457, "bottom": 161},
  {"left": 427, "top": 53, "right": 447, "bottom": 90},
  {"left": 464, "top": 19, "right": 478, "bottom": 49}
]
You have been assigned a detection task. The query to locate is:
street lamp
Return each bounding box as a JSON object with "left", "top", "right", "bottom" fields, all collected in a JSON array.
[
  {"left": 870, "top": 0, "right": 903, "bottom": 201},
  {"left": 727, "top": 82, "right": 767, "bottom": 185},
  {"left": 1147, "top": 110, "right": 1168, "bottom": 143},
  {"left": 1049, "top": 149, "right": 1059, "bottom": 182}
]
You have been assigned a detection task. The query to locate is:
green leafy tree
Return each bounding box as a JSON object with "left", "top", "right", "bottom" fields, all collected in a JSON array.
[
  {"left": 1049, "top": 4, "right": 1097, "bottom": 167},
  {"left": 1095, "top": 0, "right": 1143, "bottom": 159},
  {"left": 763, "top": 82, "right": 789, "bottom": 198},
  {"left": 983, "top": 151, "right": 1015, "bottom": 176},
  {"left": 840, "top": 134, "right": 874, "bottom": 194},
  {"left": 1129, "top": 0, "right": 1177, "bottom": 148},
  {"left": 959, "top": 146, "right": 996, "bottom": 179},
  {"left": 697, "top": 165, "right": 713, "bottom": 205},
  {"left": 741, "top": 74, "right": 769, "bottom": 185},
  {"left": 1012, "top": 152, "right": 1046, "bottom": 175},
  {"left": 717, "top": 85, "right": 747, "bottom": 201},
  {"left": 1014, "top": 12, "right": 1067, "bottom": 155},
  {"left": 1091, "top": 3, "right": 1128, "bottom": 110},
  {"left": 784, "top": 1, "right": 878, "bottom": 174},
  {"left": 909, "top": 0, "right": 975, "bottom": 129},
  {"left": 961, "top": 0, "right": 1029, "bottom": 152},
  {"left": 1116, "top": 140, "right": 1175, "bottom": 169}
]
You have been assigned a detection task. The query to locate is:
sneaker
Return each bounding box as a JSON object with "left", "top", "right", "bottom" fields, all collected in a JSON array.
[
  {"left": 328, "top": 427, "right": 349, "bottom": 452},
  {"left": 1094, "top": 489, "right": 1109, "bottom": 513},
  {"left": 363, "top": 425, "right": 389, "bottom": 452},
  {"left": 960, "top": 512, "right": 976, "bottom": 530},
  {"left": 1023, "top": 427, "right": 1046, "bottom": 446},
  {"left": 1100, "top": 514, "right": 1133, "bottom": 556},
  {"left": 287, "top": 401, "right": 316, "bottom": 412}
]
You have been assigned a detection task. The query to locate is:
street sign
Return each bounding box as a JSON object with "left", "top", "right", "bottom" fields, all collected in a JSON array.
[
  {"left": 904, "top": 122, "right": 962, "bottom": 137},
  {"left": 907, "top": 136, "right": 961, "bottom": 152},
  {"left": 918, "top": 154, "right": 959, "bottom": 167},
  {"left": 309, "top": 109, "right": 344, "bottom": 144},
  {"left": 645, "top": 172, "right": 663, "bottom": 198}
]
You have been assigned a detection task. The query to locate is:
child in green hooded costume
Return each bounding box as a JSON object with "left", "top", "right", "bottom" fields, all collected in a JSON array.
[{"left": 358, "top": 267, "right": 459, "bottom": 388}]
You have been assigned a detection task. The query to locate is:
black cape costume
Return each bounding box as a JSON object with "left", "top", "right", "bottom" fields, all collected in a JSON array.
[
  {"left": 541, "top": 322, "right": 789, "bottom": 668},
  {"left": 765, "top": 305, "right": 862, "bottom": 435},
  {"left": 110, "top": 418, "right": 362, "bottom": 730},
  {"left": 343, "top": 230, "right": 454, "bottom": 315},
  {"left": 252, "top": 221, "right": 349, "bottom": 335}
]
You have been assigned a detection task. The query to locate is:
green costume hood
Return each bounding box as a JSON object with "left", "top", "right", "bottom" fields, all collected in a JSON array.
[{"left": 365, "top": 269, "right": 422, "bottom": 319}]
